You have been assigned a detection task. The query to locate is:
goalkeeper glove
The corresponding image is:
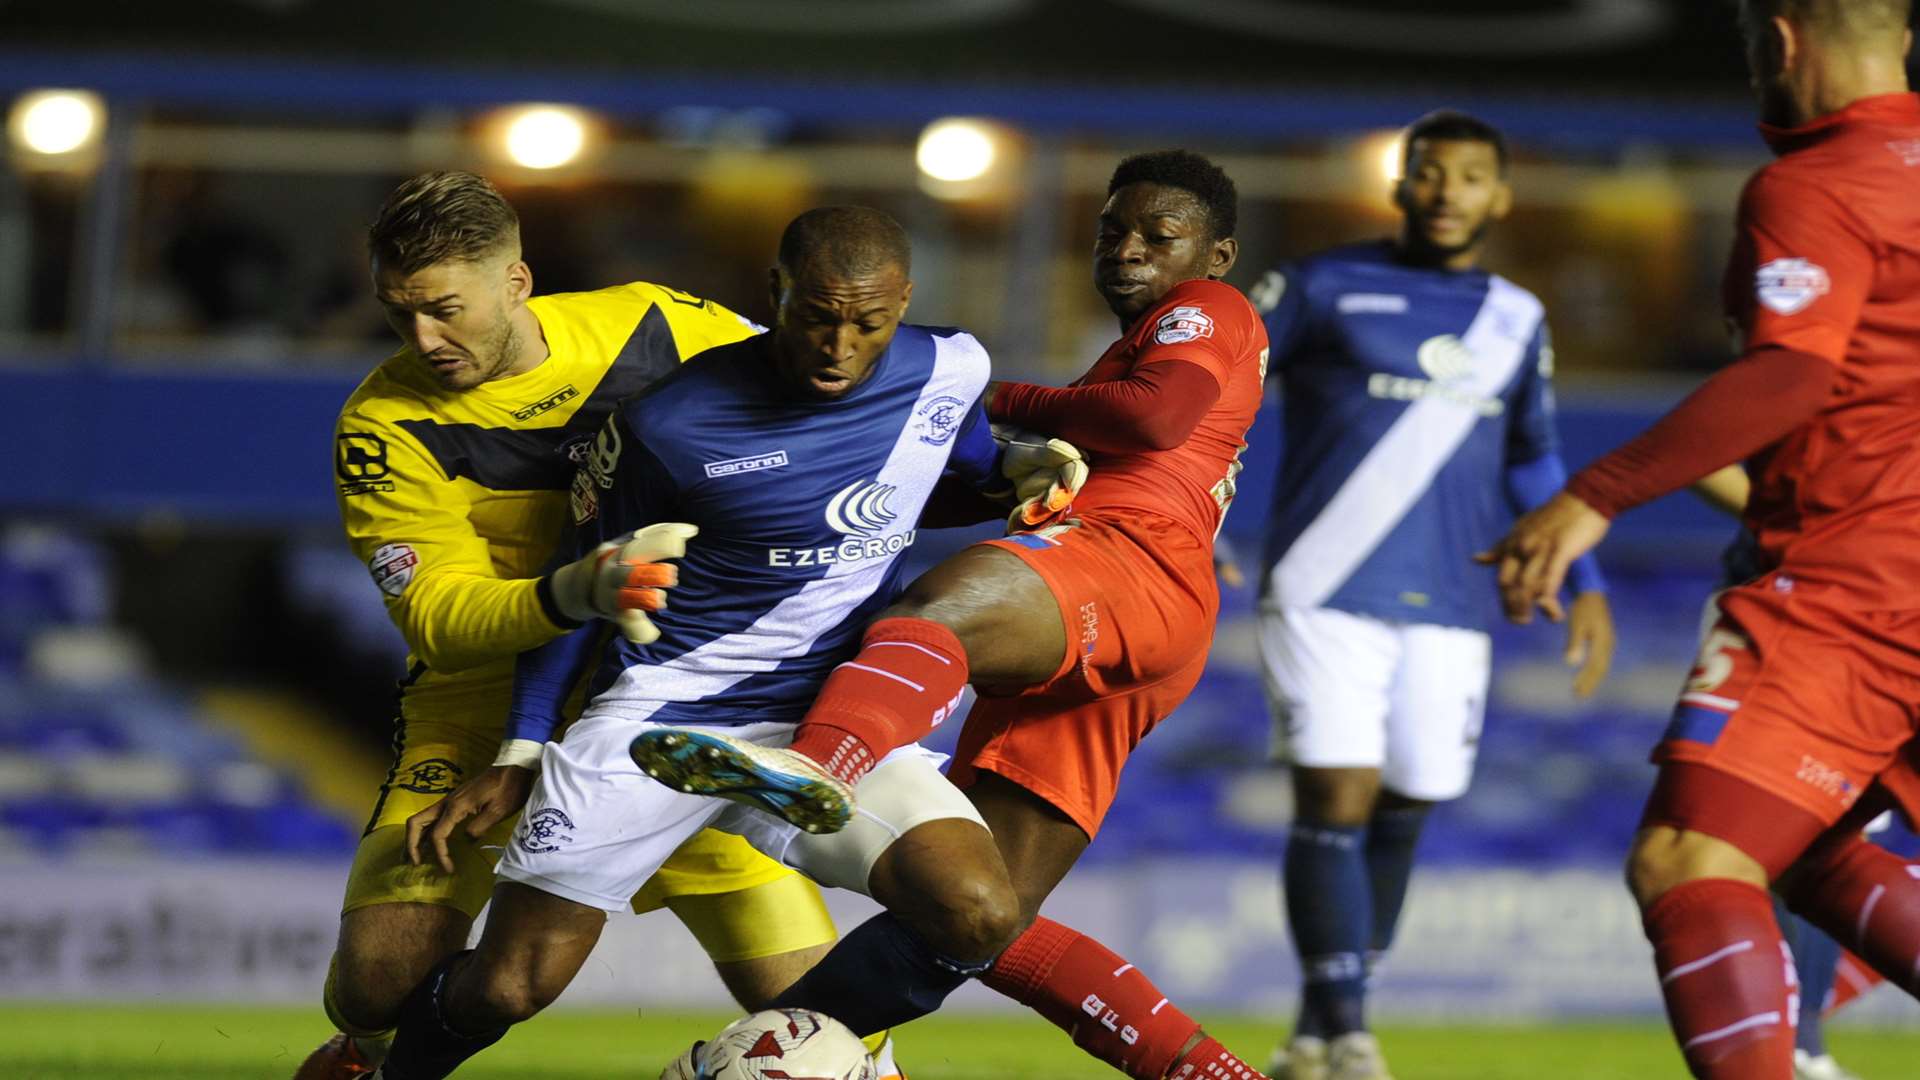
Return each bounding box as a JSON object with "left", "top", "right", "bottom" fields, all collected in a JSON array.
[
  {"left": 546, "top": 522, "right": 697, "bottom": 644},
  {"left": 992, "top": 423, "right": 1089, "bottom": 530}
]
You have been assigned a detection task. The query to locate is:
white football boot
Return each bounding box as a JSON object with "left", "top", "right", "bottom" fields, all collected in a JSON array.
[
  {"left": 1794, "top": 1049, "right": 1863, "bottom": 1080},
  {"left": 1326, "top": 1032, "right": 1394, "bottom": 1080},
  {"left": 1268, "top": 1035, "right": 1328, "bottom": 1080}
]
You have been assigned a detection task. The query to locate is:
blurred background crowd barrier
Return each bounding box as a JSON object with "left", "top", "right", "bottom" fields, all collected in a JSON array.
[{"left": 1, "top": 0, "right": 1915, "bottom": 1023}]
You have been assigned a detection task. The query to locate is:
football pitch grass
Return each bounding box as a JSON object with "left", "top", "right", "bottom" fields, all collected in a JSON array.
[{"left": 1, "top": 1004, "right": 1916, "bottom": 1079}]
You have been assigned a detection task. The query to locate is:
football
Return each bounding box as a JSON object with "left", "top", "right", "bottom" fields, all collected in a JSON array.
[{"left": 667, "top": 1008, "right": 877, "bottom": 1080}]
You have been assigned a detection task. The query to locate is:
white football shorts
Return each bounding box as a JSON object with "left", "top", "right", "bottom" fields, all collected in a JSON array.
[
  {"left": 1258, "top": 605, "right": 1491, "bottom": 801},
  {"left": 497, "top": 711, "right": 981, "bottom": 913}
]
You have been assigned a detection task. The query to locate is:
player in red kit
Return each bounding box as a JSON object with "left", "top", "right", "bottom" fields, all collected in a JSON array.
[
  {"left": 635, "top": 150, "right": 1270, "bottom": 1080},
  {"left": 1480, "top": 2, "right": 1920, "bottom": 1077}
]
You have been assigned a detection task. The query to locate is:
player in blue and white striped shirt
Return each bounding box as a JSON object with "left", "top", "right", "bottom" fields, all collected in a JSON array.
[{"left": 1253, "top": 111, "right": 1616, "bottom": 1080}]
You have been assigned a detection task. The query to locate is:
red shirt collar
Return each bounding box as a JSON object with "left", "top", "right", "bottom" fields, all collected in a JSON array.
[{"left": 1761, "top": 91, "right": 1920, "bottom": 154}]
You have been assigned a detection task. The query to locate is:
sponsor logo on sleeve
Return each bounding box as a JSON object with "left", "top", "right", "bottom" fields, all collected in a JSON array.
[
  {"left": 1153, "top": 305, "right": 1215, "bottom": 345},
  {"left": 703, "top": 450, "right": 790, "bottom": 478},
  {"left": 914, "top": 396, "right": 967, "bottom": 446},
  {"left": 335, "top": 432, "right": 394, "bottom": 495},
  {"left": 368, "top": 542, "right": 418, "bottom": 597},
  {"left": 1886, "top": 139, "right": 1920, "bottom": 166},
  {"left": 511, "top": 384, "right": 579, "bottom": 422},
  {"left": 1755, "top": 257, "right": 1830, "bottom": 316}
]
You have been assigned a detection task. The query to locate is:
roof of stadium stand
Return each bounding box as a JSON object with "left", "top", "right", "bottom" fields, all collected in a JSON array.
[{"left": 0, "top": 0, "right": 1770, "bottom": 95}]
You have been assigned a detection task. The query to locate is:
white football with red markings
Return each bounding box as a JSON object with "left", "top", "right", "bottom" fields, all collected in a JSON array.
[{"left": 681, "top": 1008, "right": 876, "bottom": 1080}]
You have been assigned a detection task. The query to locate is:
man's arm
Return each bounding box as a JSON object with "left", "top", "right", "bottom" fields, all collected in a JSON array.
[
  {"left": 1504, "top": 455, "right": 1606, "bottom": 595},
  {"left": 1501, "top": 319, "right": 1612, "bottom": 695},
  {"left": 1563, "top": 346, "right": 1831, "bottom": 517},
  {"left": 990, "top": 360, "right": 1222, "bottom": 454},
  {"left": 1482, "top": 172, "right": 1872, "bottom": 617},
  {"left": 1503, "top": 321, "right": 1605, "bottom": 597},
  {"left": 991, "top": 280, "right": 1259, "bottom": 455},
  {"left": 1691, "top": 464, "right": 1751, "bottom": 518},
  {"left": 334, "top": 415, "right": 571, "bottom": 672}
]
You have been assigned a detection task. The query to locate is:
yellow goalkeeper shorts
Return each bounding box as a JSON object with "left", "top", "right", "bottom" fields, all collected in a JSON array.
[{"left": 340, "top": 713, "right": 836, "bottom": 961}]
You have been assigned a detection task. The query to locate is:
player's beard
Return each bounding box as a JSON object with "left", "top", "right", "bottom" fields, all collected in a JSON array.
[
  {"left": 1404, "top": 214, "right": 1492, "bottom": 266},
  {"left": 461, "top": 314, "right": 523, "bottom": 389}
]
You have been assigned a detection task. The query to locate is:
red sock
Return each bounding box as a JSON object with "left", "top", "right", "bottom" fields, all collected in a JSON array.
[
  {"left": 983, "top": 917, "right": 1266, "bottom": 1080},
  {"left": 1165, "top": 1035, "right": 1266, "bottom": 1080},
  {"left": 1788, "top": 835, "right": 1920, "bottom": 998},
  {"left": 788, "top": 617, "right": 969, "bottom": 784},
  {"left": 1644, "top": 879, "right": 1796, "bottom": 1079}
]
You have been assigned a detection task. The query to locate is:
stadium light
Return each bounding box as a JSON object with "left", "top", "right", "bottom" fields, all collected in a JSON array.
[
  {"left": 1370, "top": 130, "right": 1406, "bottom": 185},
  {"left": 917, "top": 118, "right": 997, "bottom": 184},
  {"left": 916, "top": 117, "right": 1020, "bottom": 203},
  {"left": 500, "top": 105, "right": 590, "bottom": 170},
  {"left": 8, "top": 89, "right": 105, "bottom": 158}
]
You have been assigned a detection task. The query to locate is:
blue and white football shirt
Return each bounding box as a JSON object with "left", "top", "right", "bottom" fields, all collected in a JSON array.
[
  {"left": 510, "top": 325, "right": 996, "bottom": 735},
  {"left": 1256, "top": 241, "right": 1570, "bottom": 632}
]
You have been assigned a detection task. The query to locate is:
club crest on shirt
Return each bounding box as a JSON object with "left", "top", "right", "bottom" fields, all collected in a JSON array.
[
  {"left": 1153, "top": 305, "right": 1215, "bottom": 345},
  {"left": 915, "top": 395, "right": 967, "bottom": 446},
  {"left": 368, "top": 542, "right": 418, "bottom": 597},
  {"left": 585, "top": 420, "right": 621, "bottom": 489},
  {"left": 1755, "top": 257, "right": 1830, "bottom": 316}
]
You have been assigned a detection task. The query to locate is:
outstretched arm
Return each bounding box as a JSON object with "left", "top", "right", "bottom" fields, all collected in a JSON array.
[
  {"left": 1565, "top": 347, "right": 1831, "bottom": 518},
  {"left": 988, "top": 358, "right": 1222, "bottom": 454}
]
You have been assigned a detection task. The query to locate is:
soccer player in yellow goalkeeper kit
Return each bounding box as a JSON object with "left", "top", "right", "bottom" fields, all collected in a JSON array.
[{"left": 297, "top": 171, "right": 899, "bottom": 1078}]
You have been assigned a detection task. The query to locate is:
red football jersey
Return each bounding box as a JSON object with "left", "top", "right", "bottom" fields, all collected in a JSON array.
[
  {"left": 1069, "top": 278, "right": 1268, "bottom": 544},
  {"left": 1731, "top": 93, "right": 1920, "bottom": 607}
]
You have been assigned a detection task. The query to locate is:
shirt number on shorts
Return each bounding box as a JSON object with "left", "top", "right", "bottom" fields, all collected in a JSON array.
[{"left": 1687, "top": 628, "right": 1749, "bottom": 695}]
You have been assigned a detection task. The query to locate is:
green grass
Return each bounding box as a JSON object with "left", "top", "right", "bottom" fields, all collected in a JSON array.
[{"left": 0, "top": 1005, "right": 1914, "bottom": 1079}]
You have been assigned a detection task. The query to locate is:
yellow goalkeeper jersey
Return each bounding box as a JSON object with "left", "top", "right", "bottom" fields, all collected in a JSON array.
[{"left": 333, "top": 281, "right": 760, "bottom": 728}]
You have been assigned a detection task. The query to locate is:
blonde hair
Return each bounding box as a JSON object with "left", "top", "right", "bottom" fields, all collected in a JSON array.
[{"left": 368, "top": 171, "right": 520, "bottom": 273}]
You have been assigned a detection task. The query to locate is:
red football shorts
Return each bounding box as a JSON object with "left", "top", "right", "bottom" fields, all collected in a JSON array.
[
  {"left": 1652, "top": 579, "right": 1920, "bottom": 844},
  {"left": 947, "top": 508, "right": 1218, "bottom": 837}
]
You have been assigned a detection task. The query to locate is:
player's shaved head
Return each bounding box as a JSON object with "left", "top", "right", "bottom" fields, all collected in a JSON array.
[
  {"left": 768, "top": 206, "right": 914, "bottom": 402},
  {"left": 369, "top": 171, "right": 521, "bottom": 274},
  {"left": 1740, "top": 0, "right": 1912, "bottom": 41},
  {"left": 1737, "top": 0, "right": 1912, "bottom": 127},
  {"left": 777, "top": 206, "right": 912, "bottom": 283}
]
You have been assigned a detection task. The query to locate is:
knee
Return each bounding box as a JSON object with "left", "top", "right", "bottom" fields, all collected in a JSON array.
[
  {"left": 459, "top": 958, "right": 564, "bottom": 1026},
  {"left": 1623, "top": 827, "right": 1768, "bottom": 910},
  {"left": 327, "top": 952, "right": 404, "bottom": 1034},
  {"left": 1293, "top": 768, "right": 1380, "bottom": 827},
  {"left": 1623, "top": 839, "right": 1671, "bottom": 909},
  {"left": 921, "top": 875, "right": 1027, "bottom": 964}
]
